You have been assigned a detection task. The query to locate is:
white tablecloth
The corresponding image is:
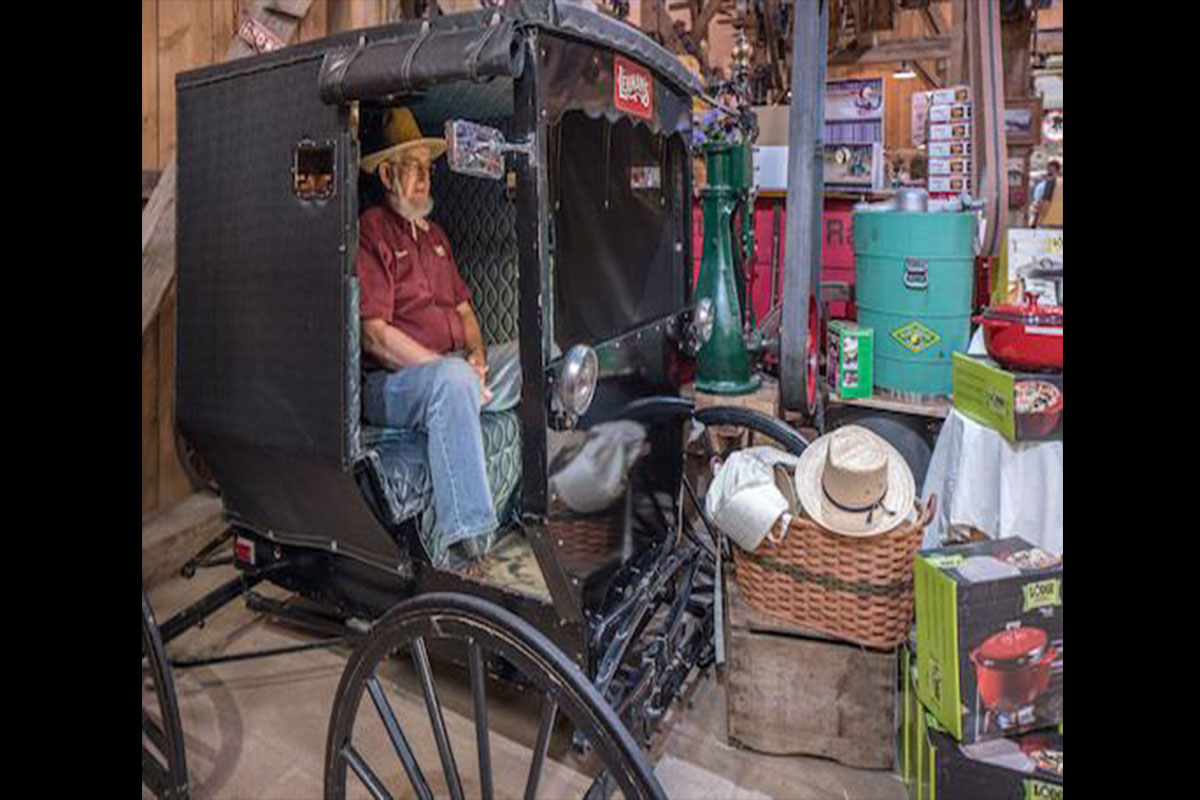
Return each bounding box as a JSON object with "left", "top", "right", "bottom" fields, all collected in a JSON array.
[{"left": 921, "top": 409, "right": 1063, "bottom": 554}]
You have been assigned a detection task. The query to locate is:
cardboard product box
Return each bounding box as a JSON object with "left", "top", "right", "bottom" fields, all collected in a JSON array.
[
  {"left": 929, "top": 103, "right": 972, "bottom": 123},
  {"left": 996, "top": 229, "right": 1063, "bottom": 307},
  {"left": 928, "top": 175, "right": 972, "bottom": 194},
  {"left": 827, "top": 321, "right": 873, "bottom": 399},
  {"left": 928, "top": 158, "right": 971, "bottom": 176},
  {"left": 928, "top": 140, "right": 971, "bottom": 158},
  {"left": 902, "top": 649, "right": 1064, "bottom": 800},
  {"left": 915, "top": 537, "right": 1063, "bottom": 745},
  {"left": 912, "top": 91, "right": 930, "bottom": 147},
  {"left": 952, "top": 354, "right": 1063, "bottom": 442},
  {"left": 931, "top": 86, "right": 971, "bottom": 106}
]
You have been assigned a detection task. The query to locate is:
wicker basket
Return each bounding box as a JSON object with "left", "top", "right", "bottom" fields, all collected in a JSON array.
[
  {"left": 732, "top": 495, "right": 936, "bottom": 650},
  {"left": 547, "top": 499, "right": 626, "bottom": 569}
]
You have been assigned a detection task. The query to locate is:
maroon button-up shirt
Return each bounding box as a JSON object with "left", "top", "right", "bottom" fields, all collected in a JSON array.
[{"left": 358, "top": 205, "right": 472, "bottom": 360}]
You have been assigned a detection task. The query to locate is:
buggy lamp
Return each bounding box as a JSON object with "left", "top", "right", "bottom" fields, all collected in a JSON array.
[
  {"left": 683, "top": 298, "right": 715, "bottom": 356},
  {"left": 552, "top": 344, "right": 599, "bottom": 421}
]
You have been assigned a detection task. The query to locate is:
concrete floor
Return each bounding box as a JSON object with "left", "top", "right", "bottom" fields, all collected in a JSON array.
[{"left": 144, "top": 564, "right": 905, "bottom": 800}]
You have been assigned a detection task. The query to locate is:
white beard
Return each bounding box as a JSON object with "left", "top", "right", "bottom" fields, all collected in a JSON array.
[{"left": 387, "top": 190, "right": 433, "bottom": 223}]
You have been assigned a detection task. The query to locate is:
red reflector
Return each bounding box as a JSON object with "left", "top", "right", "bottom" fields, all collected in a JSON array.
[{"left": 234, "top": 537, "right": 255, "bottom": 565}]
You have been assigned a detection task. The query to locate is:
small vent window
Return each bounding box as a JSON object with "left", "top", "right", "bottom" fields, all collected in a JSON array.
[{"left": 293, "top": 141, "right": 336, "bottom": 201}]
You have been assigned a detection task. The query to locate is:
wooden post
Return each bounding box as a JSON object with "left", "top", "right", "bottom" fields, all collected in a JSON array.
[{"left": 780, "top": 0, "right": 826, "bottom": 416}]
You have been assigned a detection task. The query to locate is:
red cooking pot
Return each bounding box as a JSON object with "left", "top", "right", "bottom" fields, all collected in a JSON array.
[
  {"left": 970, "top": 627, "right": 1058, "bottom": 713},
  {"left": 974, "top": 294, "right": 1063, "bottom": 372}
]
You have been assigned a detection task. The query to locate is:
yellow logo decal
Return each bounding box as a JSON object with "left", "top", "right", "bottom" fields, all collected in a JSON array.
[{"left": 891, "top": 321, "right": 941, "bottom": 354}]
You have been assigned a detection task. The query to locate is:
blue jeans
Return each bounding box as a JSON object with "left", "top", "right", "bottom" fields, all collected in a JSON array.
[{"left": 363, "top": 343, "right": 521, "bottom": 561}]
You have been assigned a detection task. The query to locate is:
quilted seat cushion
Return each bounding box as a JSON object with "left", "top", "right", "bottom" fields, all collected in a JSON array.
[
  {"left": 431, "top": 160, "right": 518, "bottom": 345},
  {"left": 362, "top": 410, "right": 522, "bottom": 559}
]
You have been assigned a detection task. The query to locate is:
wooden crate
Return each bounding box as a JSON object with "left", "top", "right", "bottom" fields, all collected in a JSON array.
[
  {"left": 682, "top": 376, "right": 779, "bottom": 418},
  {"left": 725, "top": 578, "right": 898, "bottom": 769}
]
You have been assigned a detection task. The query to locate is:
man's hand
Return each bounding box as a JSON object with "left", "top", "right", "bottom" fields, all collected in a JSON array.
[{"left": 467, "top": 348, "right": 492, "bottom": 404}]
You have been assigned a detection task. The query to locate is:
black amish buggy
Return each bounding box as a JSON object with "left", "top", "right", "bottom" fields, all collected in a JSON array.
[{"left": 142, "top": 3, "right": 807, "bottom": 798}]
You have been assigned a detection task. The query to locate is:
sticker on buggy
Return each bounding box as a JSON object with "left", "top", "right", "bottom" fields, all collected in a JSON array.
[
  {"left": 891, "top": 321, "right": 941, "bottom": 354},
  {"left": 614, "top": 56, "right": 654, "bottom": 120}
]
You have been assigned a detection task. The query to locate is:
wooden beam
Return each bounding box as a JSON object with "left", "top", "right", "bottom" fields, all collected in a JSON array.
[
  {"left": 227, "top": 0, "right": 313, "bottom": 60},
  {"left": 651, "top": 0, "right": 687, "bottom": 54},
  {"left": 829, "top": 36, "right": 950, "bottom": 65},
  {"left": 920, "top": 5, "right": 941, "bottom": 36},
  {"left": 693, "top": 0, "right": 723, "bottom": 42},
  {"left": 1002, "top": 8, "right": 1035, "bottom": 100},
  {"left": 912, "top": 59, "right": 941, "bottom": 88},
  {"left": 142, "top": 492, "right": 226, "bottom": 590},
  {"left": 142, "top": 170, "right": 162, "bottom": 203},
  {"left": 142, "top": 158, "right": 177, "bottom": 335}
]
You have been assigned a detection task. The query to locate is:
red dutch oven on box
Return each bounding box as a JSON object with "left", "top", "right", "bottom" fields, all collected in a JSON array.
[
  {"left": 974, "top": 294, "right": 1063, "bottom": 372},
  {"left": 970, "top": 626, "right": 1058, "bottom": 713}
]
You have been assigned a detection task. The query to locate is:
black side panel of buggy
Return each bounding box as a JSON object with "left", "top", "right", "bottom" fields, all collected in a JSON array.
[{"left": 175, "top": 56, "right": 402, "bottom": 570}]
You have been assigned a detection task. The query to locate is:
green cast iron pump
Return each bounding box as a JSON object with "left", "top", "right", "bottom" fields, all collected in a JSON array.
[{"left": 695, "top": 131, "right": 760, "bottom": 394}]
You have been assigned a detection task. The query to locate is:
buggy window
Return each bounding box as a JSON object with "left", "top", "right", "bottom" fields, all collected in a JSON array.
[
  {"left": 293, "top": 141, "right": 336, "bottom": 201},
  {"left": 550, "top": 112, "right": 687, "bottom": 348}
]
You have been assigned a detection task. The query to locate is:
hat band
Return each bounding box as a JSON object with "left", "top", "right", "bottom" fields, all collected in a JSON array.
[{"left": 822, "top": 484, "right": 896, "bottom": 524}]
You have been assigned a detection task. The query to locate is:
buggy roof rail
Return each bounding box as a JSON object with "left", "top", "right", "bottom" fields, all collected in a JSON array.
[{"left": 178, "top": 1, "right": 701, "bottom": 102}]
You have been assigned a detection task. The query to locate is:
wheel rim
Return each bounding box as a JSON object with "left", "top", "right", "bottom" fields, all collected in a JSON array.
[
  {"left": 142, "top": 592, "right": 189, "bottom": 800},
  {"left": 325, "top": 593, "right": 666, "bottom": 800},
  {"left": 806, "top": 293, "right": 819, "bottom": 414}
]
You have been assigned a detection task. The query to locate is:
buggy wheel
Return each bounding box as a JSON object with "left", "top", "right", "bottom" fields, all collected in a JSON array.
[
  {"left": 693, "top": 405, "right": 810, "bottom": 460},
  {"left": 325, "top": 593, "right": 666, "bottom": 800},
  {"left": 142, "top": 592, "right": 189, "bottom": 800}
]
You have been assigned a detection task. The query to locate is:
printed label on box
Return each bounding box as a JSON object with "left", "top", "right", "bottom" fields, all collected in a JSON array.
[
  {"left": 931, "top": 87, "right": 971, "bottom": 106},
  {"left": 928, "top": 140, "right": 971, "bottom": 158},
  {"left": 929, "top": 104, "right": 971, "bottom": 123},
  {"left": 928, "top": 158, "right": 970, "bottom": 176},
  {"left": 930, "top": 122, "right": 971, "bottom": 141},
  {"left": 928, "top": 176, "right": 971, "bottom": 194}
]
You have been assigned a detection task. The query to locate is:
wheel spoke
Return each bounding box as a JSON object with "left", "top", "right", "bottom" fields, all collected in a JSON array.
[
  {"left": 468, "top": 641, "right": 494, "bottom": 800},
  {"left": 524, "top": 696, "right": 558, "bottom": 800},
  {"left": 583, "top": 769, "right": 620, "bottom": 800},
  {"left": 367, "top": 674, "right": 433, "bottom": 800},
  {"left": 343, "top": 743, "right": 395, "bottom": 800},
  {"left": 412, "top": 637, "right": 465, "bottom": 800},
  {"left": 142, "top": 707, "right": 168, "bottom": 757},
  {"left": 142, "top": 743, "right": 170, "bottom": 796}
]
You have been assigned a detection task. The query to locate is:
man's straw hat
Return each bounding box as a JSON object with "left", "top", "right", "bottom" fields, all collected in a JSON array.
[
  {"left": 794, "top": 425, "right": 916, "bottom": 537},
  {"left": 360, "top": 107, "right": 447, "bottom": 174}
]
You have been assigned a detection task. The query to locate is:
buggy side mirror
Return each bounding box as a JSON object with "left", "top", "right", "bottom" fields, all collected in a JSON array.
[{"left": 445, "top": 119, "right": 533, "bottom": 181}]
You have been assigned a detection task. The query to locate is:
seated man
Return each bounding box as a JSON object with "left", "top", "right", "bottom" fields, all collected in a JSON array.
[{"left": 357, "top": 108, "right": 521, "bottom": 568}]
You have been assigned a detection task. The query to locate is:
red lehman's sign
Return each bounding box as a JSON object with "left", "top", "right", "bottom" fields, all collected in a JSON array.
[{"left": 614, "top": 56, "right": 654, "bottom": 120}]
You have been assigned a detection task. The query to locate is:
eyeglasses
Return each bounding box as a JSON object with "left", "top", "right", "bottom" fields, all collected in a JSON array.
[{"left": 395, "top": 159, "right": 431, "bottom": 179}]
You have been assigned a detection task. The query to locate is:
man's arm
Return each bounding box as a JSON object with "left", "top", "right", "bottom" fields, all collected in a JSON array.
[
  {"left": 457, "top": 302, "right": 486, "bottom": 364},
  {"left": 362, "top": 318, "right": 440, "bottom": 371}
]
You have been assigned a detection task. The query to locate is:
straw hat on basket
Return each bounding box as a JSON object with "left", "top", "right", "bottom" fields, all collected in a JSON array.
[
  {"left": 360, "top": 107, "right": 447, "bottom": 174},
  {"left": 794, "top": 425, "right": 916, "bottom": 537}
]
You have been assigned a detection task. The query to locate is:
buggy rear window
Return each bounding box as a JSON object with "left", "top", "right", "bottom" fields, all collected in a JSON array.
[{"left": 293, "top": 141, "right": 336, "bottom": 201}]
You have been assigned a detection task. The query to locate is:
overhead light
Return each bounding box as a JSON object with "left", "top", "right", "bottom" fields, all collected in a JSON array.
[{"left": 893, "top": 61, "right": 917, "bottom": 80}]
